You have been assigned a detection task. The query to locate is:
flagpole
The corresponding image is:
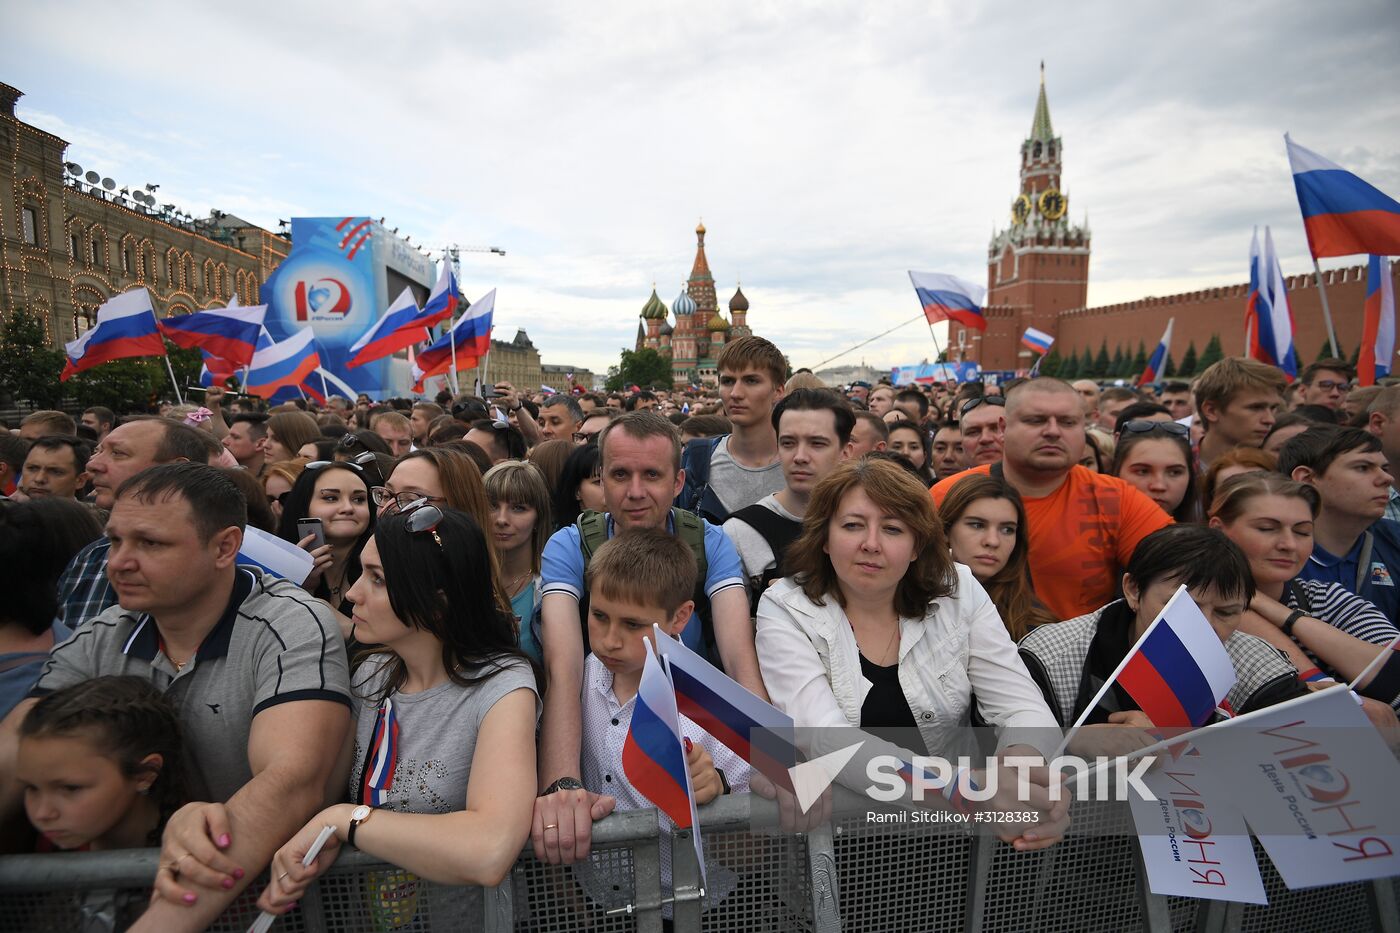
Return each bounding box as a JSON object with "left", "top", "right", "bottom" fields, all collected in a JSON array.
[
  {"left": 808, "top": 313, "right": 925, "bottom": 372},
  {"left": 449, "top": 318, "right": 460, "bottom": 396},
  {"left": 151, "top": 303, "right": 184, "bottom": 405},
  {"left": 925, "top": 320, "right": 947, "bottom": 371},
  {"left": 1312, "top": 258, "right": 1341, "bottom": 358}
]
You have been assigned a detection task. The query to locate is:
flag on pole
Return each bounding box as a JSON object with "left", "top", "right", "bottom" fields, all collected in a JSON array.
[
  {"left": 908, "top": 272, "right": 987, "bottom": 330},
  {"left": 1286, "top": 135, "right": 1400, "bottom": 258},
  {"left": 1137, "top": 318, "right": 1174, "bottom": 387},
  {"left": 1021, "top": 326, "right": 1054, "bottom": 355},
  {"left": 1359, "top": 256, "right": 1396, "bottom": 386},
  {"left": 1245, "top": 228, "right": 1299, "bottom": 380},
  {"left": 1114, "top": 587, "right": 1238, "bottom": 727},
  {"left": 420, "top": 261, "right": 463, "bottom": 329},
  {"left": 409, "top": 289, "right": 496, "bottom": 391},
  {"left": 347, "top": 288, "right": 428, "bottom": 368},
  {"left": 61, "top": 288, "right": 166, "bottom": 381},
  {"left": 539, "top": 384, "right": 557, "bottom": 395},
  {"left": 157, "top": 302, "right": 266, "bottom": 367},
  {"left": 244, "top": 328, "right": 322, "bottom": 399}
]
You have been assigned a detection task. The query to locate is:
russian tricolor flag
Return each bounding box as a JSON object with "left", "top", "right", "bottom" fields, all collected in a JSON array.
[
  {"left": 244, "top": 328, "right": 321, "bottom": 400},
  {"left": 1021, "top": 326, "right": 1054, "bottom": 355},
  {"left": 347, "top": 287, "right": 427, "bottom": 368},
  {"left": 61, "top": 288, "right": 166, "bottom": 381},
  {"left": 622, "top": 649, "right": 699, "bottom": 834},
  {"left": 157, "top": 302, "right": 266, "bottom": 367},
  {"left": 654, "top": 625, "right": 798, "bottom": 792},
  {"left": 1114, "top": 586, "right": 1237, "bottom": 728},
  {"left": 1287, "top": 135, "right": 1400, "bottom": 259},
  {"left": 410, "top": 288, "right": 496, "bottom": 391},
  {"left": 1359, "top": 256, "right": 1396, "bottom": 386},
  {"left": 908, "top": 272, "right": 987, "bottom": 331},
  {"left": 1136, "top": 318, "right": 1174, "bottom": 387},
  {"left": 1245, "top": 228, "right": 1298, "bottom": 381},
  {"left": 420, "top": 261, "right": 463, "bottom": 329}
]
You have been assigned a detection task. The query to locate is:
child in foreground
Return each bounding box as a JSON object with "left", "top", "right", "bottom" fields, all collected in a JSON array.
[
  {"left": 575, "top": 528, "right": 752, "bottom": 914},
  {"left": 17, "top": 675, "right": 184, "bottom": 853}
]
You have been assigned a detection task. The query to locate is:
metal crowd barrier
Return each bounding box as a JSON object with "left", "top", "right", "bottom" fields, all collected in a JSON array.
[{"left": 0, "top": 791, "right": 1395, "bottom": 932}]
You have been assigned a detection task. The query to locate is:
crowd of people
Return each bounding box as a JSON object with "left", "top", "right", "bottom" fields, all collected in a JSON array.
[{"left": 0, "top": 336, "right": 1397, "bottom": 929}]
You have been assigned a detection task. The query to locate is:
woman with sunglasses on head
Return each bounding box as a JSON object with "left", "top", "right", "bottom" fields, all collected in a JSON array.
[
  {"left": 886, "top": 422, "right": 935, "bottom": 488},
  {"left": 1110, "top": 419, "right": 1201, "bottom": 522},
  {"left": 262, "top": 458, "right": 309, "bottom": 524},
  {"left": 257, "top": 506, "right": 541, "bottom": 921},
  {"left": 372, "top": 448, "right": 493, "bottom": 531},
  {"left": 278, "top": 460, "right": 376, "bottom": 620},
  {"left": 940, "top": 475, "right": 1057, "bottom": 641}
]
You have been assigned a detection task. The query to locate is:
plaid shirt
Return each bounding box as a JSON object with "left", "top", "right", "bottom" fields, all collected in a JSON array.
[
  {"left": 55, "top": 537, "right": 115, "bottom": 631},
  {"left": 1386, "top": 487, "right": 1400, "bottom": 525}
]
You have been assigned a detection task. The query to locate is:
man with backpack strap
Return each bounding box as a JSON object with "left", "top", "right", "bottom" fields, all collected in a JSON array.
[
  {"left": 533, "top": 411, "right": 762, "bottom": 865},
  {"left": 724, "top": 389, "right": 854, "bottom": 613},
  {"left": 676, "top": 336, "right": 787, "bottom": 523}
]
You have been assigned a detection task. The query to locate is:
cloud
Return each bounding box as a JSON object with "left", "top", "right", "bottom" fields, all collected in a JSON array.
[{"left": 10, "top": 0, "right": 1399, "bottom": 376}]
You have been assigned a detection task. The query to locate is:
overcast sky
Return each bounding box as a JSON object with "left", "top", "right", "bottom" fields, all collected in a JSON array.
[{"left": 12, "top": 0, "right": 1400, "bottom": 376}]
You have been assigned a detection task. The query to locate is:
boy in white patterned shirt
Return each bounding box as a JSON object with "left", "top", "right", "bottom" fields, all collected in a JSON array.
[{"left": 573, "top": 528, "right": 750, "bottom": 913}]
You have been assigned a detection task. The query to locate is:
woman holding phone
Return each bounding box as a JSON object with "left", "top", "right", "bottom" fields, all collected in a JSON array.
[{"left": 277, "top": 460, "right": 376, "bottom": 616}]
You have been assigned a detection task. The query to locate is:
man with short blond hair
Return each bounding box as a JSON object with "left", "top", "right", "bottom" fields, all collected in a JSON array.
[
  {"left": 19, "top": 410, "right": 76, "bottom": 441},
  {"left": 1194, "top": 357, "right": 1288, "bottom": 468},
  {"left": 369, "top": 410, "right": 413, "bottom": 456}
]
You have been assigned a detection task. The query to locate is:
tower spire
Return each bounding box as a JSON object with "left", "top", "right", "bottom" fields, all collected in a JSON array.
[{"left": 1030, "top": 63, "right": 1054, "bottom": 141}]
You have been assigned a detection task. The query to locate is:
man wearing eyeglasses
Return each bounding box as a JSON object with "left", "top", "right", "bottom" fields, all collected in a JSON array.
[
  {"left": 958, "top": 396, "right": 1005, "bottom": 467},
  {"left": 572, "top": 409, "right": 612, "bottom": 446},
  {"left": 1298, "top": 359, "right": 1353, "bottom": 413},
  {"left": 933, "top": 378, "right": 1172, "bottom": 620}
]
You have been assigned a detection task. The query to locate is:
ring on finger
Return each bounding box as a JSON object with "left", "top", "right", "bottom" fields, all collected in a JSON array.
[{"left": 543, "top": 823, "right": 559, "bottom": 831}]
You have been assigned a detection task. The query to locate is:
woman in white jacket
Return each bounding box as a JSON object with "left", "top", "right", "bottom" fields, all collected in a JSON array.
[{"left": 756, "top": 458, "right": 1067, "bottom": 850}]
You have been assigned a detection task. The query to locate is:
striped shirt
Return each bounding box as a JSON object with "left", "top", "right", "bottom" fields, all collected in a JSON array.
[{"left": 1284, "top": 579, "right": 1400, "bottom": 708}]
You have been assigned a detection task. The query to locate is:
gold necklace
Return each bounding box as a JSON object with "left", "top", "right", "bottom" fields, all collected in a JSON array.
[
  {"left": 853, "top": 617, "right": 900, "bottom": 665},
  {"left": 506, "top": 570, "right": 532, "bottom": 595}
]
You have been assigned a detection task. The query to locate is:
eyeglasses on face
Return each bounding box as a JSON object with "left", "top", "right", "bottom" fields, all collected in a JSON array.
[
  {"left": 1309, "top": 379, "right": 1348, "bottom": 392},
  {"left": 370, "top": 486, "right": 446, "bottom": 511},
  {"left": 1120, "top": 419, "right": 1189, "bottom": 437}
]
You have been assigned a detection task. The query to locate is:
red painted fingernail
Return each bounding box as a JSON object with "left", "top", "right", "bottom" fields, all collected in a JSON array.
[
  {"left": 183, "top": 893, "right": 197, "bottom": 904},
  {"left": 223, "top": 877, "right": 235, "bottom": 889},
  {"left": 234, "top": 868, "right": 245, "bottom": 880},
  {"left": 289, "top": 902, "right": 298, "bottom": 910},
  {"left": 218, "top": 834, "right": 231, "bottom": 847},
  {"left": 683, "top": 737, "right": 693, "bottom": 753}
]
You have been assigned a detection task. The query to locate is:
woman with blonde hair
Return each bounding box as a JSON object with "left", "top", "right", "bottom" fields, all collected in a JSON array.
[
  {"left": 483, "top": 461, "right": 553, "bottom": 663},
  {"left": 939, "top": 474, "right": 1057, "bottom": 641},
  {"left": 757, "top": 459, "right": 1066, "bottom": 849},
  {"left": 262, "top": 458, "right": 310, "bottom": 524}
]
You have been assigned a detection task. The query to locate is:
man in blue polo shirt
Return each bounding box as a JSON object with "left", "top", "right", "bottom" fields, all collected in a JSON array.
[
  {"left": 533, "top": 411, "right": 760, "bottom": 868},
  {"left": 1279, "top": 425, "right": 1400, "bottom": 621}
]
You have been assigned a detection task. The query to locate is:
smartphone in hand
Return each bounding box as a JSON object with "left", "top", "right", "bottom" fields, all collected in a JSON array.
[{"left": 296, "top": 517, "right": 326, "bottom": 549}]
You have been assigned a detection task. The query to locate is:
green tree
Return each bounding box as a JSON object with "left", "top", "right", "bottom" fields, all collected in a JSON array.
[
  {"left": 1038, "top": 349, "right": 1062, "bottom": 377},
  {"left": 605, "top": 347, "right": 673, "bottom": 391},
  {"left": 1315, "top": 339, "right": 1335, "bottom": 364},
  {"left": 1079, "top": 347, "right": 1095, "bottom": 377},
  {"left": 1092, "top": 340, "right": 1110, "bottom": 377},
  {"left": 1058, "top": 349, "right": 1078, "bottom": 379},
  {"left": 1131, "top": 341, "right": 1148, "bottom": 378},
  {"left": 1163, "top": 352, "right": 1177, "bottom": 378},
  {"left": 1108, "top": 345, "right": 1126, "bottom": 377},
  {"left": 1179, "top": 340, "right": 1199, "bottom": 376},
  {"left": 0, "top": 308, "right": 65, "bottom": 408},
  {"left": 1348, "top": 342, "right": 1360, "bottom": 367},
  {"left": 1197, "top": 334, "right": 1224, "bottom": 372}
]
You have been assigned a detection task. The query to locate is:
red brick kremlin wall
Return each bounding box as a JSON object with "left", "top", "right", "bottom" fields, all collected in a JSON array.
[{"left": 1054, "top": 261, "right": 1399, "bottom": 369}]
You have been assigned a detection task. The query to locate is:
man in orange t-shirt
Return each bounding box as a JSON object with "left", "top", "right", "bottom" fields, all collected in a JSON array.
[{"left": 933, "top": 379, "right": 1172, "bottom": 620}]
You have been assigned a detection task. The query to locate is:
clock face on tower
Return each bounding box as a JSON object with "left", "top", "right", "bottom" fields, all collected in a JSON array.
[
  {"left": 1038, "top": 188, "right": 1067, "bottom": 221},
  {"left": 1012, "top": 194, "right": 1031, "bottom": 225}
]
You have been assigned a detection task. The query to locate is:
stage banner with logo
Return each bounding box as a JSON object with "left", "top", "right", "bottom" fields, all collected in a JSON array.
[
  {"left": 890, "top": 361, "right": 980, "bottom": 385},
  {"left": 262, "top": 217, "right": 431, "bottom": 399},
  {"left": 1129, "top": 739, "right": 1266, "bottom": 903}
]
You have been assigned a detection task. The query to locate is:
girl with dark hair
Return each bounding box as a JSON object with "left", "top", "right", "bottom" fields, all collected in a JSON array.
[
  {"left": 940, "top": 475, "right": 1058, "bottom": 641},
  {"left": 1018, "top": 525, "right": 1308, "bottom": 751},
  {"left": 757, "top": 459, "right": 1066, "bottom": 850},
  {"left": 552, "top": 442, "right": 604, "bottom": 530},
  {"left": 278, "top": 461, "right": 375, "bottom": 616},
  {"left": 264, "top": 411, "right": 321, "bottom": 462},
  {"left": 18, "top": 676, "right": 184, "bottom": 851},
  {"left": 0, "top": 499, "right": 104, "bottom": 719},
  {"left": 257, "top": 507, "right": 540, "bottom": 920},
  {"left": 1110, "top": 420, "right": 1200, "bottom": 522},
  {"left": 885, "top": 422, "right": 935, "bottom": 487}
]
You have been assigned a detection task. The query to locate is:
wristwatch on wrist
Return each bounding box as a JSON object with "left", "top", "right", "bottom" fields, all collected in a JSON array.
[
  {"left": 542, "top": 777, "right": 585, "bottom": 796},
  {"left": 347, "top": 804, "right": 375, "bottom": 848},
  {"left": 1281, "top": 610, "right": 1307, "bottom": 638}
]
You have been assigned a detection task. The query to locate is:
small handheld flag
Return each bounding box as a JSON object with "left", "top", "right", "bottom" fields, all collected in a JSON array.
[
  {"left": 1287, "top": 135, "right": 1400, "bottom": 259},
  {"left": 244, "top": 328, "right": 322, "bottom": 399},
  {"left": 61, "top": 289, "right": 166, "bottom": 381},
  {"left": 420, "top": 261, "right": 463, "bottom": 328},
  {"left": 157, "top": 303, "right": 266, "bottom": 367},
  {"left": 1021, "top": 326, "right": 1054, "bottom": 356},
  {"left": 908, "top": 272, "right": 987, "bottom": 330},
  {"left": 1359, "top": 256, "right": 1396, "bottom": 386},
  {"left": 1137, "top": 318, "right": 1174, "bottom": 387},
  {"left": 411, "top": 289, "right": 496, "bottom": 391},
  {"left": 237, "top": 526, "right": 314, "bottom": 585}
]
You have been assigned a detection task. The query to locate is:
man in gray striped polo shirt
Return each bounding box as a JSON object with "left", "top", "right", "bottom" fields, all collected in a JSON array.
[{"left": 0, "top": 464, "right": 352, "bottom": 932}]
